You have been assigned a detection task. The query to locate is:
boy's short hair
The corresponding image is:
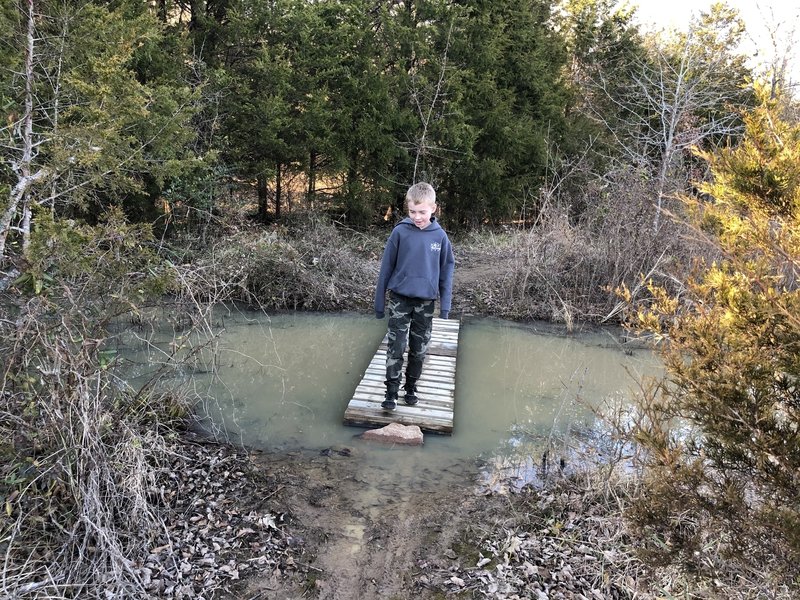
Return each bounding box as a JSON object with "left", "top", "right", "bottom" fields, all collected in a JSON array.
[{"left": 406, "top": 182, "right": 436, "bottom": 207}]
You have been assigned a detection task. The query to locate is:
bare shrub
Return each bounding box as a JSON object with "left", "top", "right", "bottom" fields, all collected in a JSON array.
[
  {"left": 495, "top": 169, "right": 693, "bottom": 324},
  {"left": 0, "top": 212, "right": 290, "bottom": 598},
  {"left": 0, "top": 221, "right": 186, "bottom": 596},
  {"left": 1, "top": 328, "right": 179, "bottom": 596},
  {"left": 187, "top": 213, "right": 379, "bottom": 311}
]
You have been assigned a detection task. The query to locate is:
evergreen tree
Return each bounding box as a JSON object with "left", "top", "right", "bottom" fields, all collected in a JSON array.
[
  {"left": 283, "top": 1, "right": 353, "bottom": 209},
  {"left": 442, "top": 0, "right": 573, "bottom": 226},
  {"left": 216, "top": 0, "right": 295, "bottom": 221},
  {"left": 0, "top": 0, "right": 199, "bottom": 260},
  {"left": 180, "top": 0, "right": 588, "bottom": 227},
  {"left": 625, "top": 85, "right": 800, "bottom": 578},
  {"left": 376, "top": 0, "right": 464, "bottom": 216},
  {"left": 216, "top": 0, "right": 403, "bottom": 224},
  {"left": 325, "top": 0, "right": 407, "bottom": 224},
  {"left": 552, "top": 0, "right": 647, "bottom": 216}
]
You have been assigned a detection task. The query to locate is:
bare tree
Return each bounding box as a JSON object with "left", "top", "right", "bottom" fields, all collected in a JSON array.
[
  {"left": 586, "top": 5, "right": 753, "bottom": 230},
  {"left": 749, "top": 1, "right": 799, "bottom": 98},
  {"left": 0, "top": 0, "right": 48, "bottom": 260},
  {"left": 409, "top": 20, "right": 454, "bottom": 185}
]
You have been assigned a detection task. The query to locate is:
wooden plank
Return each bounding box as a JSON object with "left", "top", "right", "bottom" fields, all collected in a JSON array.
[
  {"left": 353, "top": 380, "right": 455, "bottom": 400},
  {"left": 358, "top": 376, "right": 455, "bottom": 391},
  {"left": 351, "top": 393, "right": 454, "bottom": 412},
  {"left": 354, "top": 379, "right": 455, "bottom": 394},
  {"left": 346, "top": 399, "right": 453, "bottom": 420},
  {"left": 343, "top": 317, "right": 460, "bottom": 435},
  {"left": 362, "top": 365, "right": 455, "bottom": 377}
]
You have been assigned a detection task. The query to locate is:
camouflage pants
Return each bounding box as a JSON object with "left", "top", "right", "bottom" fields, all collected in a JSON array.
[{"left": 385, "top": 292, "right": 434, "bottom": 390}]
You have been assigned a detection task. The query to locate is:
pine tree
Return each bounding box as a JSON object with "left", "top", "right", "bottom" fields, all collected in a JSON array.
[
  {"left": 0, "top": 0, "right": 198, "bottom": 262},
  {"left": 625, "top": 85, "right": 800, "bottom": 579},
  {"left": 442, "top": 0, "right": 573, "bottom": 226}
]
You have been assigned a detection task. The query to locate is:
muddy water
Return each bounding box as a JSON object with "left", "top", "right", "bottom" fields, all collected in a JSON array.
[
  {"left": 122, "top": 308, "right": 658, "bottom": 465},
  {"left": 120, "top": 308, "right": 659, "bottom": 564}
]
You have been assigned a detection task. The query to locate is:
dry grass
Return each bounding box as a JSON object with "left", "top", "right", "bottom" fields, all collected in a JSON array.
[
  {"left": 448, "top": 169, "right": 701, "bottom": 326},
  {"left": 185, "top": 213, "right": 379, "bottom": 312},
  {"left": 170, "top": 190, "right": 697, "bottom": 328},
  {"left": 0, "top": 214, "right": 293, "bottom": 599},
  {"left": 0, "top": 295, "right": 186, "bottom": 597}
]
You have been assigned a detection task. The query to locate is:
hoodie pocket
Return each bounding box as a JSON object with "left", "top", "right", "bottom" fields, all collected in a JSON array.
[{"left": 396, "top": 275, "right": 437, "bottom": 299}]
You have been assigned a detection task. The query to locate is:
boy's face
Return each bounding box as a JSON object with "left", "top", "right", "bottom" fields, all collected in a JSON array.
[{"left": 408, "top": 201, "right": 435, "bottom": 229}]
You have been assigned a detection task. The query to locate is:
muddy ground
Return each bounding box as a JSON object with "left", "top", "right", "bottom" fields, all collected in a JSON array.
[
  {"left": 231, "top": 436, "right": 658, "bottom": 600},
  {"left": 240, "top": 446, "right": 493, "bottom": 600}
]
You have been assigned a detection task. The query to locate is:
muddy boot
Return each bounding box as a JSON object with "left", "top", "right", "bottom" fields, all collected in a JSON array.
[
  {"left": 403, "top": 378, "right": 419, "bottom": 406},
  {"left": 382, "top": 381, "right": 399, "bottom": 411}
]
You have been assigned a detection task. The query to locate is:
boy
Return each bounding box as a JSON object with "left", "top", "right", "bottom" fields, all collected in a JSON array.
[{"left": 374, "top": 182, "right": 455, "bottom": 411}]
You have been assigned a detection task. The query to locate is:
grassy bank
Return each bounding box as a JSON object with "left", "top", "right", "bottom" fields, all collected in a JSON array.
[{"left": 174, "top": 199, "right": 692, "bottom": 327}]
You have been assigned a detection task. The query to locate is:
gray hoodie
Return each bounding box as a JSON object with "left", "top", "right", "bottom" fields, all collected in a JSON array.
[{"left": 374, "top": 217, "right": 455, "bottom": 319}]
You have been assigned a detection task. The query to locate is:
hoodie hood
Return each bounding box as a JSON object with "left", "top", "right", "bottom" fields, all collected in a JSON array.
[{"left": 398, "top": 215, "right": 442, "bottom": 231}]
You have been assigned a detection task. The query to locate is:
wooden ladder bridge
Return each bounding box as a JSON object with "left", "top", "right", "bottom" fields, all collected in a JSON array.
[{"left": 343, "top": 318, "right": 460, "bottom": 434}]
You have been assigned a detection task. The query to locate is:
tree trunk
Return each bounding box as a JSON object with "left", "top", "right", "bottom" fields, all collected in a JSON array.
[
  {"left": 257, "top": 175, "right": 268, "bottom": 222},
  {"left": 275, "top": 162, "right": 282, "bottom": 220},
  {"left": 307, "top": 150, "right": 317, "bottom": 210},
  {"left": 21, "top": 200, "right": 32, "bottom": 254},
  {"left": 0, "top": 0, "right": 37, "bottom": 261},
  {"left": 157, "top": 0, "right": 167, "bottom": 22},
  {"left": 653, "top": 154, "right": 670, "bottom": 232},
  {"left": 189, "top": 0, "right": 203, "bottom": 31}
]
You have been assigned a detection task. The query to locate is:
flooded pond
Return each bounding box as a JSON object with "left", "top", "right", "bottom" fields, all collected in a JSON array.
[
  {"left": 118, "top": 307, "right": 660, "bottom": 564},
  {"left": 119, "top": 307, "right": 659, "bottom": 486}
]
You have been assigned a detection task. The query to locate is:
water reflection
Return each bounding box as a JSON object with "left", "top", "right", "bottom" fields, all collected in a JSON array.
[{"left": 452, "top": 319, "right": 656, "bottom": 451}]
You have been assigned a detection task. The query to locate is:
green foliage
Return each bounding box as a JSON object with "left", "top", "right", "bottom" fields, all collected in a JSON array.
[
  {"left": 0, "top": 0, "right": 770, "bottom": 249},
  {"left": 556, "top": 0, "right": 647, "bottom": 182},
  {"left": 0, "top": 1, "right": 19, "bottom": 113},
  {"left": 0, "top": 0, "right": 200, "bottom": 243},
  {"left": 442, "top": 0, "right": 574, "bottom": 225},
  {"left": 696, "top": 93, "right": 800, "bottom": 218},
  {"left": 625, "top": 86, "right": 800, "bottom": 582},
  {"left": 53, "top": 1, "right": 199, "bottom": 215},
  {"left": 193, "top": 0, "right": 587, "bottom": 226},
  {"left": 21, "top": 208, "right": 177, "bottom": 320}
]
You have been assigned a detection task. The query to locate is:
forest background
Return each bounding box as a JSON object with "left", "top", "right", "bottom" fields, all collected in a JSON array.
[{"left": 1, "top": 0, "right": 799, "bottom": 598}]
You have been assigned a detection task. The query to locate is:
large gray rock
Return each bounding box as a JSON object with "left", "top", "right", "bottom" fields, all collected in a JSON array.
[{"left": 361, "top": 423, "right": 424, "bottom": 446}]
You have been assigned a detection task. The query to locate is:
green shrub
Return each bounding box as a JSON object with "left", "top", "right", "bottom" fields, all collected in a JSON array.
[{"left": 624, "top": 86, "right": 800, "bottom": 587}]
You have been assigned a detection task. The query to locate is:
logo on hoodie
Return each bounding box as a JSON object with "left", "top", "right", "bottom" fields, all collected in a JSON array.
[{"left": 430, "top": 242, "right": 441, "bottom": 252}]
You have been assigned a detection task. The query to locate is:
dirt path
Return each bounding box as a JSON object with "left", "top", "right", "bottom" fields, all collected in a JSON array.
[{"left": 243, "top": 446, "right": 487, "bottom": 599}]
